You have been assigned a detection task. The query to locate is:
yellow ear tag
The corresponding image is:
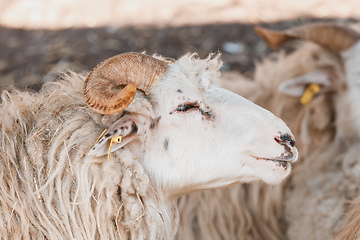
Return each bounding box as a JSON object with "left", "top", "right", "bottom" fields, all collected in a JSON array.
[
  {"left": 300, "top": 84, "right": 321, "bottom": 105},
  {"left": 108, "top": 135, "right": 122, "bottom": 161},
  {"left": 95, "top": 129, "right": 108, "bottom": 144}
]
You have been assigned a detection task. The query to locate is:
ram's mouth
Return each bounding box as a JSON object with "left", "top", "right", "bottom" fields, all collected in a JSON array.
[
  {"left": 271, "top": 159, "right": 289, "bottom": 169},
  {"left": 252, "top": 155, "right": 291, "bottom": 170}
]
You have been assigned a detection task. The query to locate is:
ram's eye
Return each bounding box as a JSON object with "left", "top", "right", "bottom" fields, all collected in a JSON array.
[{"left": 176, "top": 103, "right": 200, "bottom": 112}]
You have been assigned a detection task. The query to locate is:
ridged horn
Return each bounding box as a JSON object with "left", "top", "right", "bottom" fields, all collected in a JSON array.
[
  {"left": 84, "top": 52, "right": 168, "bottom": 114},
  {"left": 255, "top": 23, "right": 360, "bottom": 52}
]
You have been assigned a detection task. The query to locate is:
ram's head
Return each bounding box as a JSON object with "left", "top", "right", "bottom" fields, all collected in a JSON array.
[{"left": 85, "top": 52, "right": 298, "bottom": 197}]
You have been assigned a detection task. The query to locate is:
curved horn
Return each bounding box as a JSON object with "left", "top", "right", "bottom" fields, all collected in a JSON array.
[
  {"left": 84, "top": 52, "right": 168, "bottom": 115},
  {"left": 255, "top": 23, "right": 360, "bottom": 52}
]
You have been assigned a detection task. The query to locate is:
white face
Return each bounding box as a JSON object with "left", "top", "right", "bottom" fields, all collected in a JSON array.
[{"left": 89, "top": 55, "right": 298, "bottom": 197}]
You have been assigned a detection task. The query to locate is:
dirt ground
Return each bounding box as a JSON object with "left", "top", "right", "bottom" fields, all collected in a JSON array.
[{"left": 0, "top": 0, "right": 359, "bottom": 92}]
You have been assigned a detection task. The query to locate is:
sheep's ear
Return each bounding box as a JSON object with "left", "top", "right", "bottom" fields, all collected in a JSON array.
[
  {"left": 88, "top": 114, "right": 148, "bottom": 158},
  {"left": 278, "top": 68, "right": 333, "bottom": 97}
]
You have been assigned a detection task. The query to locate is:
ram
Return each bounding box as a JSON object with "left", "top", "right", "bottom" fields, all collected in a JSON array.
[
  {"left": 255, "top": 22, "right": 360, "bottom": 240},
  {"left": 0, "top": 52, "right": 298, "bottom": 239}
]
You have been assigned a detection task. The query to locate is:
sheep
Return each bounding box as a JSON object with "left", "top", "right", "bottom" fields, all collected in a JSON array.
[
  {"left": 176, "top": 23, "right": 360, "bottom": 240},
  {"left": 0, "top": 52, "right": 298, "bottom": 239},
  {"left": 255, "top": 22, "right": 360, "bottom": 240}
]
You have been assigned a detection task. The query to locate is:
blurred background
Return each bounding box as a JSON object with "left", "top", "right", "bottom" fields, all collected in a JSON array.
[{"left": 0, "top": 0, "right": 359, "bottom": 91}]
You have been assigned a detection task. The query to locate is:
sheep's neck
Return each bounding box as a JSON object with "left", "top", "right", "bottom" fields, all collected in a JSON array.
[{"left": 168, "top": 177, "right": 255, "bottom": 200}]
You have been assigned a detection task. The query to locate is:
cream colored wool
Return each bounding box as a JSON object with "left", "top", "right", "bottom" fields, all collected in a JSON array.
[
  {"left": 0, "top": 73, "right": 177, "bottom": 239},
  {"left": 286, "top": 141, "right": 360, "bottom": 240},
  {"left": 177, "top": 184, "right": 285, "bottom": 240},
  {"left": 336, "top": 195, "right": 360, "bottom": 240}
]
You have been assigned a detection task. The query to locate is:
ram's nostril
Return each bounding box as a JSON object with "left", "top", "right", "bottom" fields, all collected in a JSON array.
[{"left": 279, "top": 133, "right": 295, "bottom": 147}]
